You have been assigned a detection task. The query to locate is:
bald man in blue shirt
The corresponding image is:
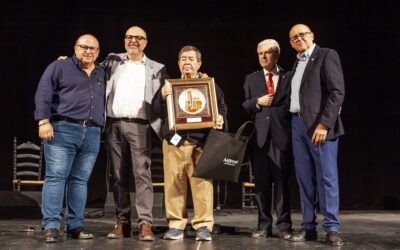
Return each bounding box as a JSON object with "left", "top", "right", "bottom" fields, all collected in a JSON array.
[{"left": 34, "top": 34, "right": 105, "bottom": 243}]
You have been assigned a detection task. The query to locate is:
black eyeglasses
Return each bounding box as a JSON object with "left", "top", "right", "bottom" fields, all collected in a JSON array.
[
  {"left": 124, "top": 35, "right": 147, "bottom": 41},
  {"left": 75, "top": 44, "right": 99, "bottom": 53},
  {"left": 290, "top": 32, "right": 311, "bottom": 42}
]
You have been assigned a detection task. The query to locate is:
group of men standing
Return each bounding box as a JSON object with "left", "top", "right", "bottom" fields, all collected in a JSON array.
[{"left": 34, "top": 23, "right": 345, "bottom": 246}]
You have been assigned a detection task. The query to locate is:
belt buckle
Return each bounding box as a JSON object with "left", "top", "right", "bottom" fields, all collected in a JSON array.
[{"left": 82, "top": 120, "right": 88, "bottom": 127}]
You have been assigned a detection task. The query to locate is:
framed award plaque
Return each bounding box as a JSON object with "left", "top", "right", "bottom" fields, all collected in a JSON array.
[{"left": 165, "top": 77, "right": 219, "bottom": 131}]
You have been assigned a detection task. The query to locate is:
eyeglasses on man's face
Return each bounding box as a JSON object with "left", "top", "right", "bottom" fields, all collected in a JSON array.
[
  {"left": 75, "top": 44, "right": 99, "bottom": 53},
  {"left": 290, "top": 32, "right": 311, "bottom": 42},
  {"left": 124, "top": 35, "right": 147, "bottom": 41}
]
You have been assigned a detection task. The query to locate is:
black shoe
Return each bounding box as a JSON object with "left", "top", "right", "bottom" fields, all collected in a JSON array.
[
  {"left": 44, "top": 228, "right": 59, "bottom": 243},
  {"left": 289, "top": 229, "right": 317, "bottom": 242},
  {"left": 278, "top": 229, "right": 293, "bottom": 240},
  {"left": 67, "top": 227, "right": 94, "bottom": 239},
  {"left": 326, "top": 231, "right": 343, "bottom": 246},
  {"left": 251, "top": 230, "right": 272, "bottom": 238}
]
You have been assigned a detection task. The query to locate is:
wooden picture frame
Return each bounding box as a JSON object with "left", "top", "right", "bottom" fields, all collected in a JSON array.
[{"left": 166, "top": 77, "right": 219, "bottom": 131}]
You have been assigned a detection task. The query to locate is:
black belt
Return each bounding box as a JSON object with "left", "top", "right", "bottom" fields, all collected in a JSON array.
[
  {"left": 53, "top": 116, "right": 99, "bottom": 127},
  {"left": 291, "top": 112, "right": 302, "bottom": 117},
  {"left": 107, "top": 117, "right": 148, "bottom": 125}
]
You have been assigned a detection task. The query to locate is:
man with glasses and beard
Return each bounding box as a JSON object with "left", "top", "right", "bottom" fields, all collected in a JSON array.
[{"left": 103, "top": 26, "right": 167, "bottom": 241}]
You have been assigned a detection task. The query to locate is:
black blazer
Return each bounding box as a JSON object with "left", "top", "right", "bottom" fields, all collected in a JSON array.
[
  {"left": 289, "top": 45, "right": 345, "bottom": 140},
  {"left": 242, "top": 66, "right": 291, "bottom": 151}
]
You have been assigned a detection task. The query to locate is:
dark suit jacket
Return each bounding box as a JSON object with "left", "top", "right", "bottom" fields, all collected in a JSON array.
[
  {"left": 290, "top": 45, "right": 345, "bottom": 140},
  {"left": 242, "top": 66, "right": 291, "bottom": 151}
]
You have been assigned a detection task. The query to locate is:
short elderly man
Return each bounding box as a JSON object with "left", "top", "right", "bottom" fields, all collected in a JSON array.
[
  {"left": 152, "top": 46, "right": 227, "bottom": 241},
  {"left": 242, "top": 39, "right": 293, "bottom": 240},
  {"left": 34, "top": 34, "right": 105, "bottom": 243}
]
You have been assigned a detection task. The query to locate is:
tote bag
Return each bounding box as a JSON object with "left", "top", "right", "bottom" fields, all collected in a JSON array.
[{"left": 192, "top": 121, "right": 255, "bottom": 182}]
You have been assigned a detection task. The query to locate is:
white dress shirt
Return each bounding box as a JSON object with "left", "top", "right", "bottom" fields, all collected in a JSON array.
[{"left": 107, "top": 56, "right": 147, "bottom": 119}]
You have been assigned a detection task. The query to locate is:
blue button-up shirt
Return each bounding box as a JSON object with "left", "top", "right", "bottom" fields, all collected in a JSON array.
[
  {"left": 289, "top": 43, "right": 316, "bottom": 113},
  {"left": 34, "top": 55, "right": 106, "bottom": 126}
]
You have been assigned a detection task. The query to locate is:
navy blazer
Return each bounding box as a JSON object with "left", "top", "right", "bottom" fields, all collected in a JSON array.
[
  {"left": 242, "top": 66, "right": 291, "bottom": 151},
  {"left": 290, "top": 45, "right": 345, "bottom": 140}
]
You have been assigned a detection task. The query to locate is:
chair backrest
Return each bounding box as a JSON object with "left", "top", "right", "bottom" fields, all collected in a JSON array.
[
  {"left": 150, "top": 134, "right": 164, "bottom": 187},
  {"left": 13, "top": 137, "right": 43, "bottom": 191},
  {"left": 241, "top": 160, "right": 253, "bottom": 182},
  {"left": 151, "top": 145, "right": 164, "bottom": 181}
]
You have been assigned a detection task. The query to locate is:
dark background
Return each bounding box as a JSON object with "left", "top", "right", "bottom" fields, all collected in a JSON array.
[{"left": 1, "top": 0, "right": 399, "bottom": 209}]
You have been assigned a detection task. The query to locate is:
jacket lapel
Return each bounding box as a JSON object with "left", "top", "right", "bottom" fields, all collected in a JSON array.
[
  {"left": 254, "top": 71, "right": 268, "bottom": 95},
  {"left": 106, "top": 53, "right": 125, "bottom": 100},
  {"left": 300, "top": 45, "right": 320, "bottom": 88},
  {"left": 144, "top": 58, "right": 155, "bottom": 103},
  {"left": 274, "top": 65, "right": 285, "bottom": 98}
]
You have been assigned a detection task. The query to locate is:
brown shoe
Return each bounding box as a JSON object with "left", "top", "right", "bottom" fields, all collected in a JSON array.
[
  {"left": 107, "top": 220, "right": 131, "bottom": 239},
  {"left": 326, "top": 231, "right": 343, "bottom": 246},
  {"left": 278, "top": 229, "right": 293, "bottom": 240},
  {"left": 139, "top": 223, "right": 155, "bottom": 241}
]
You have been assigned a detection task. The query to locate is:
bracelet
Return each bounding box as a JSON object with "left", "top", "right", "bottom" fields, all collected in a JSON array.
[{"left": 38, "top": 121, "right": 50, "bottom": 126}]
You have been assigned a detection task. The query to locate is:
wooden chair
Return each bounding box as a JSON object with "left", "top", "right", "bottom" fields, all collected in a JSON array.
[
  {"left": 151, "top": 136, "right": 164, "bottom": 188},
  {"left": 12, "top": 137, "right": 44, "bottom": 191},
  {"left": 241, "top": 160, "right": 275, "bottom": 213},
  {"left": 241, "top": 161, "right": 257, "bottom": 213}
]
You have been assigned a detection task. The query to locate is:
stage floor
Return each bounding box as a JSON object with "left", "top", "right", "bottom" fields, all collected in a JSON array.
[{"left": 0, "top": 210, "right": 399, "bottom": 249}]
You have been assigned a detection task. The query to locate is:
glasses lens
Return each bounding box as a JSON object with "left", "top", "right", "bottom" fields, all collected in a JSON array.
[
  {"left": 77, "top": 45, "right": 98, "bottom": 53},
  {"left": 291, "top": 32, "right": 309, "bottom": 42},
  {"left": 125, "top": 35, "right": 145, "bottom": 41}
]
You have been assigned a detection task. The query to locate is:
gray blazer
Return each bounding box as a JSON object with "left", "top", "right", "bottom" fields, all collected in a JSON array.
[{"left": 102, "top": 53, "right": 167, "bottom": 139}]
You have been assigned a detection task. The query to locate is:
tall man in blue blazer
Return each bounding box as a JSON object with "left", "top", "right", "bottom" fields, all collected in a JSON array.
[
  {"left": 242, "top": 39, "right": 293, "bottom": 240},
  {"left": 287, "top": 24, "right": 345, "bottom": 246}
]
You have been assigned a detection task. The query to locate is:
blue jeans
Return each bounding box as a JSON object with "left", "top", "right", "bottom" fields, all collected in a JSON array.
[
  {"left": 41, "top": 120, "right": 100, "bottom": 231},
  {"left": 291, "top": 116, "right": 340, "bottom": 232}
]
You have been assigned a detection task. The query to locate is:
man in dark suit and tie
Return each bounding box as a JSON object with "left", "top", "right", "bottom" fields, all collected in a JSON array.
[
  {"left": 287, "top": 24, "right": 345, "bottom": 246},
  {"left": 242, "top": 39, "right": 293, "bottom": 240}
]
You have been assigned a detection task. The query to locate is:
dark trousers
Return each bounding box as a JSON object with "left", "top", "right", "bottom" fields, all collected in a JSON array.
[
  {"left": 250, "top": 137, "right": 292, "bottom": 232},
  {"left": 105, "top": 120, "right": 153, "bottom": 224},
  {"left": 291, "top": 116, "right": 340, "bottom": 232}
]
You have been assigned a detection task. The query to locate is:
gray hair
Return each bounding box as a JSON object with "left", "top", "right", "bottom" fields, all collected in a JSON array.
[{"left": 257, "top": 39, "right": 280, "bottom": 54}]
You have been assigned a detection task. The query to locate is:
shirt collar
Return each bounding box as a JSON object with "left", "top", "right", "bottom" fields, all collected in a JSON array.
[
  {"left": 72, "top": 54, "right": 79, "bottom": 65},
  {"left": 263, "top": 64, "right": 279, "bottom": 75},
  {"left": 123, "top": 54, "right": 147, "bottom": 65},
  {"left": 71, "top": 54, "right": 100, "bottom": 69},
  {"left": 181, "top": 73, "right": 202, "bottom": 79},
  {"left": 297, "top": 43, "right": 316, "bottom": 61}
]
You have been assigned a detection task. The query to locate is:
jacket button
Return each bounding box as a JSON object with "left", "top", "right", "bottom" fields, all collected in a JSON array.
[{"left": 266, "top": 116, "right": 270, "bottom": 120}]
